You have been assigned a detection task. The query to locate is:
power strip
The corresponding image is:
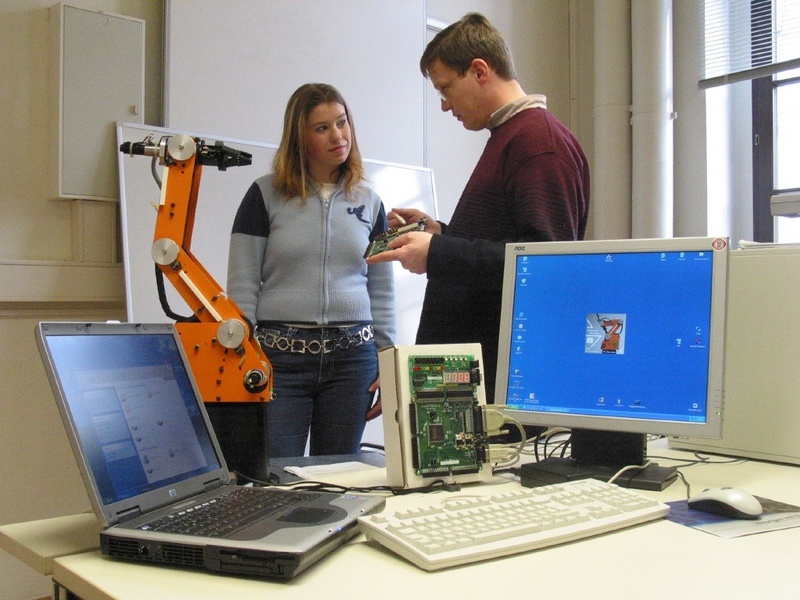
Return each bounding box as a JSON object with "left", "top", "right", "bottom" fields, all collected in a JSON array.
[{"left": 378, "top": 344, "right": 494, "bottom": 488}]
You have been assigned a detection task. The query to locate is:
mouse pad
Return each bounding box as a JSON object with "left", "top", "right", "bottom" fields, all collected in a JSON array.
[{"left": 666, "top": 497, "right": 800, "bottom": 538}]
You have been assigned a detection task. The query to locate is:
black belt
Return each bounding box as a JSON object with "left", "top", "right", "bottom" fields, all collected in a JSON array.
[{"left": 256, "top": 324, "right": 374, "bottom": 355}]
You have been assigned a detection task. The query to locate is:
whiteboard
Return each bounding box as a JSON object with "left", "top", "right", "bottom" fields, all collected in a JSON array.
[{"left": 117, "top": 122, "right": 437, "bottom": 346}]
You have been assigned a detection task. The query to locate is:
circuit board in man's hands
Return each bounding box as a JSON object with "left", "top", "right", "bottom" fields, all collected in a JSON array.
[{"left": 364, "top": 218, "right": 428, "bottom": 258}]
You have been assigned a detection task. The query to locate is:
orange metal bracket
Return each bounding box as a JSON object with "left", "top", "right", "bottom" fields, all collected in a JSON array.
[{"left": 123, "top": 134, "right": 272, "bottom": 403}]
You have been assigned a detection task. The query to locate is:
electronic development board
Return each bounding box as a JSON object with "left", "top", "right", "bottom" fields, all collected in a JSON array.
[
  {"left": 363, "top": 219, "right": 428, "bottom": 258},
  {"left": 379, "top": 344, "right": 494, "bottom": 488}
]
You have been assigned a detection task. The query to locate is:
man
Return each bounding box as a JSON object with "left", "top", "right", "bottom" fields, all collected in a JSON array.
[{"left": 368, "top": 13, "right": 590, "bottom": 403}]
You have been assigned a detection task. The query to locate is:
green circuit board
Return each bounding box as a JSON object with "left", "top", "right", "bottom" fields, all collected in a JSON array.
[
  {"left": 363, "top": 218, "right": 428, "bottom": 258},
  {"left": 407, "top": 354, "right": 486, "bottom": 478}
]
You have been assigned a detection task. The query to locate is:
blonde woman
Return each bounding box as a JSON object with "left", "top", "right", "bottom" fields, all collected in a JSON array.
[{"left": 228, "top": 83, "right": 395, "bottom": 458}]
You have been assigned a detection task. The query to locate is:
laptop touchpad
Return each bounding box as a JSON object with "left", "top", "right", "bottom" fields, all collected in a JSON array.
[{"left": 278, "top": 507, "right": 336, "bottom": 524}]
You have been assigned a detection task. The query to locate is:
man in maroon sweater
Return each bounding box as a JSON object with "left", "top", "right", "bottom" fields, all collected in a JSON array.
[{"left": 367, "top": 13, "right": 590, "bottom": 403}]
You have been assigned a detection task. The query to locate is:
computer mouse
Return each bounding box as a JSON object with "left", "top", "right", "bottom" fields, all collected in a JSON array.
[{"left": 687, "top": 487, "right": 763, "bottom": 520}]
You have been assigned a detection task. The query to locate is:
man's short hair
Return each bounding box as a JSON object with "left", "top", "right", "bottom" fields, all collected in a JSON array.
[{"left": 420, "top": 13, "right": 517, "bottom": 80}]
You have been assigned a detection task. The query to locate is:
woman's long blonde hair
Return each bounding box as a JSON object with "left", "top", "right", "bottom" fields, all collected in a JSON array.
[{"left": 272, "top": 83, "right": 365, "bottom": 201}]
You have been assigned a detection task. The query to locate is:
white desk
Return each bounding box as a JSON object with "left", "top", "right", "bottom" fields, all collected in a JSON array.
[
  {"left": 0, "top": 512, "right": 99, "bottom": 576},
  {"left": 5, "top": 441, "right": 800, "bottom": 600}
]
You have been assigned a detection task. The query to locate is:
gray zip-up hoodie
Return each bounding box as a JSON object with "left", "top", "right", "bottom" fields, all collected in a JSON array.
[{"left": 227, "top": 173, "right": 396, "bottom": 349}]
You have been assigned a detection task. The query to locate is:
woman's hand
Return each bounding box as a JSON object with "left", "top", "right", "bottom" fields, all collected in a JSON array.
[{"left": 366, "top": 378, "right": 382, "bottom": 420}]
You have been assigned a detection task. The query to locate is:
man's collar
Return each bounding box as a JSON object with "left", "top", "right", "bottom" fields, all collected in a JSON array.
[{"left": 487, "top": 94, "right": 547, "bottom": 129}]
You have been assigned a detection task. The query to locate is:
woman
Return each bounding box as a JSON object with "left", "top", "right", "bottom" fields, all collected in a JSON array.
[{"left": 227, "top": 83, "right": 395, "bottom": 458}]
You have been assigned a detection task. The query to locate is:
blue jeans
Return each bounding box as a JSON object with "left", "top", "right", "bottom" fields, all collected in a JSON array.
[{"left": 256, "top": 323, "right": 378, "bottom": 458}]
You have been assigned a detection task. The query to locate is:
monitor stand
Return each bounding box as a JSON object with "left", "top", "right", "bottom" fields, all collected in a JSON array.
[{"left": 519, "top": 429, "right": 677, "bottom": 491}]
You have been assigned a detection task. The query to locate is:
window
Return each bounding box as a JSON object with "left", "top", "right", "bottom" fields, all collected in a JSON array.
[
  {"left": 771, "top": 68, "right": 800, "bottom": 242},
  {"left": 703, "top": 0, "right": 800, "bottom": 242},
  {"left": 774, "top": 69, "right": 800, "bottom": 190},
  {"left": 752, "top": 12, "right": 800, "bottom": 242}
]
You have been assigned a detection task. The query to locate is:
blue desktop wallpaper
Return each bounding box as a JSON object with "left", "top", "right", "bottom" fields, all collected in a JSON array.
[{"left": 504, "top": 250, "right": 714, "bottom": 424}]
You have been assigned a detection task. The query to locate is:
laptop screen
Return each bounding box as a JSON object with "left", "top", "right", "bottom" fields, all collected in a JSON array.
[{"left": 43, "top": 331, "right": 222, "bottom": 505}]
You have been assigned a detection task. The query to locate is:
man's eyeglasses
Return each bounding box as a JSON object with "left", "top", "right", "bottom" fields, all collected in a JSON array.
[{"left": 436, "top": 73, "right": 462, "bottom": 101}]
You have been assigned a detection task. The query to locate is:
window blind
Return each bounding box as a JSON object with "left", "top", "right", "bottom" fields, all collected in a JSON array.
[{"left": 701, "top": 0, "right": 800, "bottom": 88}]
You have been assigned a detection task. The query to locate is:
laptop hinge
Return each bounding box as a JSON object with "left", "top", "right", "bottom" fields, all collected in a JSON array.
[
  {"left": 116, "top": 506, "right": 143, "bottom": 523},
  {"left": 203, "top": 478, "right": 223, "bottom": 492}
]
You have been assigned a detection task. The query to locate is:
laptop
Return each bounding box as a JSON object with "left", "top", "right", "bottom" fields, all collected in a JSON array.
[{"left": 35, "top": 321, "right": 384, "bottom": 580}]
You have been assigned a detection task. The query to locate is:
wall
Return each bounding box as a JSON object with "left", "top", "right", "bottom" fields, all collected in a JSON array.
[
  {"left": 0, "top": 0, "right": 163, "bottom": 263},
  {"left": 0, "top": 3, "right": 162, "bottom": 598},
  {"left": 0, "top": 3, "right": 580, "bottom": 598},
  {"left": 164, "top": 0, "right": 424, "bottom": 166}
]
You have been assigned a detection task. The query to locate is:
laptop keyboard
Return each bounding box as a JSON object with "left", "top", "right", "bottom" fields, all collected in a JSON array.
[{"left": 140, "top": 487, "right": 320, "bottom": 538}]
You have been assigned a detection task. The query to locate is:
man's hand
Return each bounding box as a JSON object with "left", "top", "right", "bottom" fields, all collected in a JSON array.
[
  {"left": 366, "top": 231, "right": 432, "bottom": 274},
  {"left": 387, "top": 208, "right": 441, "bottom": 235}
]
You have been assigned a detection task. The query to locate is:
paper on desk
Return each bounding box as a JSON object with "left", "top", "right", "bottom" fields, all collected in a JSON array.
[
  {"left": 666, "top": 496, "right": 800, "bottom": 539},
  {"left": 283, "top": 461, "right": 388, "bottom": 488}
]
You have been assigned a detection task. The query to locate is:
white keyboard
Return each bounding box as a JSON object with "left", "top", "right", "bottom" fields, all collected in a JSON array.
[{"left": 358, "top": 478, "right": 669, "bottom": 571}]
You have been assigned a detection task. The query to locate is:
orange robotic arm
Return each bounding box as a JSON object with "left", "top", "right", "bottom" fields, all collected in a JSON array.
[
  {"left": 121, "top": 134, "right": 272, "bottom": 404},
  {"left": 597, "top": 316, "right": 623, "bottom": 354}
]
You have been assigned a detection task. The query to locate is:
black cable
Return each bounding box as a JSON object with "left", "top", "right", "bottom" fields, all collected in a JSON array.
[
  {"left": 690, "top": 451, "right": 750, "bottom": 465},
  {"left": 493, "top": 467, "right": 519, "bottom": 477},
  {"left": 234, "top": 470, "right": 460, "bottom": 496},
  {"left": 646, "top": 452, "right": 750, "bottom": 469},
  {"left": 358, "top": 442, "right": 386, "bottom": 453},
  {"left": 234, "top": 470, "right": 280, "bottom": 486},
  {"left": 154, "top": 264, "right": 199, "bottom": 323},
  {"left": 265, "top": 478, "right": 461, "bottom": 496},
  {"left": 558, "top": 435, "right": 570, "bottom": 458}
]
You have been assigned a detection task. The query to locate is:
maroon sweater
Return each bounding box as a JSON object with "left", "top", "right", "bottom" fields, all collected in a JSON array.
[{"left": 417, "top": 107, "right": 590, "bottom": 400}]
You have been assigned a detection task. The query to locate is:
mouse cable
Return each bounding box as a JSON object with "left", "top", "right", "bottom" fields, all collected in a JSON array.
[
  {"left": 606, "top": 461, "right": 654, "bottom": 486},
  {"left": 604, "top": 462, "right": 691, "bottom": 499},
  {"left": 673, "top": 469, "right": 691, "bottom": 500}
]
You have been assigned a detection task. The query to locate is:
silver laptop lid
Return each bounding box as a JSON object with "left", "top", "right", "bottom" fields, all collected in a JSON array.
[{"left": 36, "top": 322, "right": 230, "bottom": 527}]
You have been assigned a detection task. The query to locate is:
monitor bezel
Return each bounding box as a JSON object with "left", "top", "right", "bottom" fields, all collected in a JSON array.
[{"left": 494, "top": 236, "right": 728, "bottom": 440}]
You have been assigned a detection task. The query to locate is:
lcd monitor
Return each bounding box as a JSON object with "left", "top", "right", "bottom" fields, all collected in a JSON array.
[{"left": 494, "top": 237, "right": 729, "bottom": 490}]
